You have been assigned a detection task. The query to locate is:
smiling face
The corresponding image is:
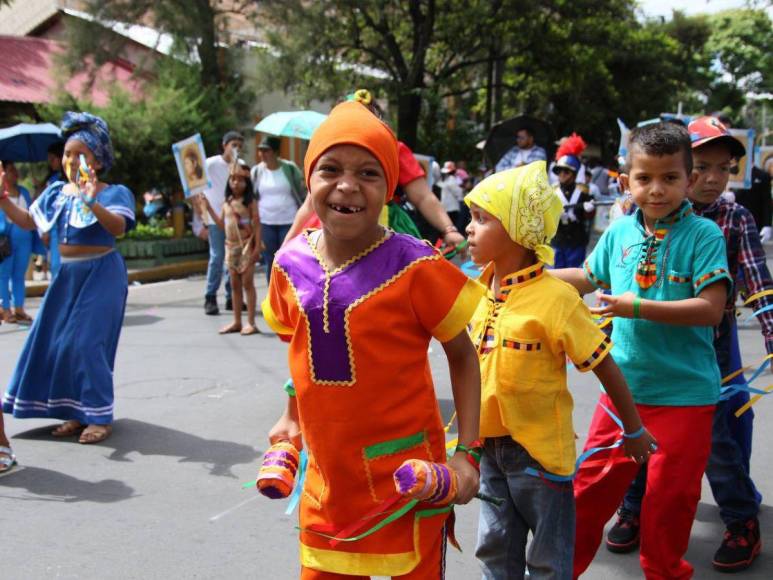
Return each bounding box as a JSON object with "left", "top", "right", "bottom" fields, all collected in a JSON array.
[
  {"left": 690, "top": 142, "right": 733, "bottom": 207},
  {"left": 309, "top": 144, "right": 387, "bottom": 242},
  {"left": 63, "top": 139, "right": 99, "bottom": 182},
  {"left": 465, "top": 203, "right": 516, "bottom": 266},
  {"left": 620, "top": 148, "right": 695, "bottom": 228}
]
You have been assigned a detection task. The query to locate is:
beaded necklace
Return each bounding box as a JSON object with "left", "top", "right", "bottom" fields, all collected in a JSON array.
[{"left": 634, "top": 202, "right": 691, "bottom": 290}]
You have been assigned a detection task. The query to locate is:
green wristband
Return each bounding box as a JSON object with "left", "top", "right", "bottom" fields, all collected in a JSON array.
[{"left": 633, "top": 296, "right": 641, "bottom": 319}]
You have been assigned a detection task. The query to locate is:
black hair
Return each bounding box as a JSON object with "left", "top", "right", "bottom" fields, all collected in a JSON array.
[
  {"left": 516, "top": 127, "right": 534, "bottom": 138},
  {"left": 48, "top": 141, "right": 65, "bottom": 157},
  {"left": 626, "top": 122, "right": 693, "bottom": 174},
  {"left": 225, "top": 162, "right": 255, "bottom": 205}
]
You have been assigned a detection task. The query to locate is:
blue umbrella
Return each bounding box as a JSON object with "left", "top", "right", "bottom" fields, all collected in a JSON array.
[
  {"left": 0, "top": 123, "right": 63, "bottom": 162},
  {"left": 254, "top": 111, "right": 328, "bottom": 140}
]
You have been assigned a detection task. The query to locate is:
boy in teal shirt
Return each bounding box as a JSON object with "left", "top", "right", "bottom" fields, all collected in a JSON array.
[{"left": 555, "top": 122, "right": 730, "bottom": 579}]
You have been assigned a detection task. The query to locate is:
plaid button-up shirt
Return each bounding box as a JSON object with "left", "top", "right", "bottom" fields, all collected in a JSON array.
[{"left": 695, "top": 198, "right": 773, "bottom": 356}]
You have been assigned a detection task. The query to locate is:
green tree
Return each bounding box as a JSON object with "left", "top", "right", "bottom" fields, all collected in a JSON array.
[
  {"left": 255, "top": 0, "right": 707, "bottom": 160},
  {"left": 37, "top": 58, "right": 243, "bottom": 196},
  {"left": 704, "top": 8, "right": 773, "bottom": 119}
]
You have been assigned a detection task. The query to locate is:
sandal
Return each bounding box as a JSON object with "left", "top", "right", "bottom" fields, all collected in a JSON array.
[
  {"left": 1, "top": 309, "right": 15, "bottom": 324},
  {"left": 52, "top": 420, "right": 84, "bottom": 437},
  {"left": 240, "top": 324, "right": 260, "bottom": 336},
  {"left": 79, "top": 424, "right": 112, "bottom": 445},
  {"left": 13, "top": 310, "right": 32, "bottom": 325},
  {"left": 0, "top": 446, "right": 16, "bottom": 473},
  {"left": 219, "top": 323, "right": 242, "bottom": 334}
]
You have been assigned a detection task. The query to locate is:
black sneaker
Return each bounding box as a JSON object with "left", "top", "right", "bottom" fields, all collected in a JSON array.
[
  {"left": 225, "top": 296, "right": 233, "bottom": 311},
  {"left": 606, "top": 507, "right": 640, "bottom": 553},
  {"left": 712, "top": 518, "right": 761, "bottom": 572},
  {"left": 204, "top": 295, "right": 219, "bottom": 315}
]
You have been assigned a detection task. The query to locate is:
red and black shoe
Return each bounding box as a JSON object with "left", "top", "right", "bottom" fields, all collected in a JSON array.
[
  {"left": 712, "top": 518, "right": 761, "bottom": 573},
  {"left": 605, "top": 507, "right": 640, "bottom": 553}
]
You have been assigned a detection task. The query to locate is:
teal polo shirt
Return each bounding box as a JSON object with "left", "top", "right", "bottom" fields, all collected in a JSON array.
[{"left": 585, "top": 201, "right": 731, "bottom": 406}]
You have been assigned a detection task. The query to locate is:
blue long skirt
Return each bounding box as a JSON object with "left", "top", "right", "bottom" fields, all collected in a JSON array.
[{"left": 2, "top": 251, "right": 127, "bottom": 425}]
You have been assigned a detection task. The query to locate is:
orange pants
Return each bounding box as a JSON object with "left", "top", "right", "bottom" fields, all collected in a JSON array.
[{"left": 300, "top": 520, "right": 447, "bottom": 579}]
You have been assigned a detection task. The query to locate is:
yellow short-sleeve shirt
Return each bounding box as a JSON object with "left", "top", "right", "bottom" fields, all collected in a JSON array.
[{"left": 469, "top": 262, "right": 612, "bottom": 476}]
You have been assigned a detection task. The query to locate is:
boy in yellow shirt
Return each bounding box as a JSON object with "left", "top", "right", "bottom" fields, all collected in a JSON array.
[{"left": 465, "top": 161, "right": 656, "bottom": 579}]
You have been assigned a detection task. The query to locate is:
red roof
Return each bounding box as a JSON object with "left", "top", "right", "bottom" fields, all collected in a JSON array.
[{"left": 0, "top": 35, "right": 145, "bottom": 106}]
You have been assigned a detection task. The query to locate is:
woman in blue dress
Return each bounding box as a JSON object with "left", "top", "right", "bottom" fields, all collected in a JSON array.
[
  {"left": 0, "top": 112, "right": 135, "bottom": 444},
  {"left": 0, "top": 161, "right": 43, "bottom": 324}
]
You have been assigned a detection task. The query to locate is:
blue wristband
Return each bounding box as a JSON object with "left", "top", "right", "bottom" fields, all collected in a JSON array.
[{"left": 623, "top": 426, "right": 645, "bottom": 439}]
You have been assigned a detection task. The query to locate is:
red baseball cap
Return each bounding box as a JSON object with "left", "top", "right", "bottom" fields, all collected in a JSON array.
[{"left": 688, "top": 116, "right": 746, "bottom": 159}]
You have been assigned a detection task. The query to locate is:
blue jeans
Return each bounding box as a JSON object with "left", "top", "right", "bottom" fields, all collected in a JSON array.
[
  {"left": 205, "top": 226, "right": 230, "bottom": 299},
  {"left": 261, "top": 223, "right": 291, "bottom": 284},
  {"left": 0, "top": 223, "right": 33, "bottom": 309},
  {"left": 623, "top": 323, "right": 761, "bottom": 524},
  {"left": 476, "top": 437, "right": 574, "bottom": 580}
]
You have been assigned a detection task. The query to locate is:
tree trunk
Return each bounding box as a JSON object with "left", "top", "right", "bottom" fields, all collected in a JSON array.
[
  {"left": 494, "top": 53, "right": 504, "bottom": 123},
  {"left": 193, "top": 0, "right": 221, "bottom": 87},
  {"left": 485, "top": 47, "right": 495, "bottom": 131},
  {"left": 397, "top": 91, "right": 422, "bottom": 149}
]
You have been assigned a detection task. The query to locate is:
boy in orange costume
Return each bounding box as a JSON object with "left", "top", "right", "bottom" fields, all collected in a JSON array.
[{"left": 262, "top": 101, "right": 485, "bottom": 579}]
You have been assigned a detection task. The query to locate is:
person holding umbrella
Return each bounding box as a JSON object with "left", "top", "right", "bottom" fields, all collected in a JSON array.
[
  {"left": 0, "top": 111, "right": 135, "bottom": 445},
  {"left": 495, "top": 127, "right": 547, "bottom": 173}
]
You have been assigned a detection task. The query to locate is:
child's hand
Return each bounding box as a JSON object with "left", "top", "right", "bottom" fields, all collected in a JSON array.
[
  {"left": 269, "top": 412, "right": 303, "bottom": 451},
  {"left": 591, "top": 291, "right": 636, "bottom": 318},
  {"left": 448, "top": 452, "right": 480, "bottom": 504},
  {"left": 78, "top": 162, "right": 98, "bottom": 207},
  {"left": 623, "top": 428, "right": 657, "bottom": 464}
]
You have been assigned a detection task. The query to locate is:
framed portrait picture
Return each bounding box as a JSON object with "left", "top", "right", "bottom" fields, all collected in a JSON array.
[
  {"left": 728, "top": 128, "right": 755, "bottom": 190},
  {"left": 172, "top": 134, "right": 210, "bottom": 197}
]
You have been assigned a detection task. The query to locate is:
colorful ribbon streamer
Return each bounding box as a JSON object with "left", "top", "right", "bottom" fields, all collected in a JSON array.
[
  {"left": 743, "top": 289, "right": 773, "bottom": 306},
  {"left": 525, "top": 404, "right": 628, "bottom": 483},
  {"left": 302, "top": 496, "right": 419, "bottom": 547},
  {"left": 285, "top": 449, "right": 307, "bottom": 515},
  {"left": 742, "top": 304, "right": 773, "bottom": 323},
  {"left": 719, "top": 354, "right": 773, "bottom": 416}
]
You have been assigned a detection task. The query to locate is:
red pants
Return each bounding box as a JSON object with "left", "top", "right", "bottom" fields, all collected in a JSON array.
[
  {"left": 300, "top": 519, "right": 447, "bottom": 579},
  {"left": 574, "top": 395, "right": 714, "bottom": 580}
]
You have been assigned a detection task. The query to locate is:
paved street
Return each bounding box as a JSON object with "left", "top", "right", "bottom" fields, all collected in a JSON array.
[{"left": 1, "top": 270, "right": 771, "bottom": 579}]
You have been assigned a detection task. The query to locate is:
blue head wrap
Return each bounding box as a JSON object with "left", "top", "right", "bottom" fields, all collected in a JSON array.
[{"left": 60, "top": 111, "right": 114, "bottom": 172}]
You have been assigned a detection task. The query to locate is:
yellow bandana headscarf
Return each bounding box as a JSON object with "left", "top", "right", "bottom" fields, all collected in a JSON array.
[{"left": 464, "top": 161, "right": 562, "bottom": 265}]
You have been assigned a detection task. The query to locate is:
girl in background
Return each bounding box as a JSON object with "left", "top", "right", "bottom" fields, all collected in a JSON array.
[{"left": 204, "top": 161, "right": 261, "bottom": 335}]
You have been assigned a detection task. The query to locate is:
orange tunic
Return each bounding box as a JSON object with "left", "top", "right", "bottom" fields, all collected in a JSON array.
[{"left": 263, "top": 231, "right": 483, "bottom": 576}]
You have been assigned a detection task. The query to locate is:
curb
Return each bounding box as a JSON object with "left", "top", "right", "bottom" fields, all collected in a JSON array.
[{"left": 25, "top": 259, "right": 209, "bottom": 298}]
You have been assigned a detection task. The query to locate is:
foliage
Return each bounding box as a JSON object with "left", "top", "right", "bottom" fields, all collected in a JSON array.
[
  {"left": 254, "top": 1, "right": 691, "bottom": 158},
  {"left": 55, "top": 0, "right": 772, "bottom": 165},
  {"left": 64, "top": 0, "right": 255, "bottom": 89},
  {"left": 125, "top": 221, "right": 174, "bottom": 240},
  {"left": 704, "top": 8, "right": 773, "bottom": 120}
]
